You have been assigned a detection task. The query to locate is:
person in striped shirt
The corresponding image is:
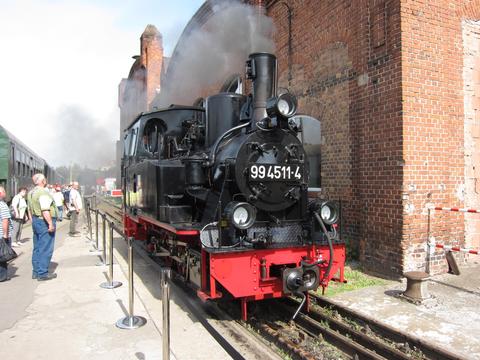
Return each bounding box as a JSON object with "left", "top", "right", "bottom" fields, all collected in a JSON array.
[{"left": 0, "top": 186, "right": 13, "bottom": 282}]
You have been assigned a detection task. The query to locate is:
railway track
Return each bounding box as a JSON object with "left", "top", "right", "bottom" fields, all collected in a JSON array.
[
  {"left": 247, "top": 294, "right": 464, "bottom": 360},
  {"left": 87, "top": 196, "right": 464, "bottom": 360},
  {"left": 95, "top": 198, "right": 123, "bottom": 224}
]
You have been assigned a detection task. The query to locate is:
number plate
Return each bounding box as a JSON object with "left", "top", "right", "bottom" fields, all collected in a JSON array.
[{"left": 249, "top": 164, "right": 303, "bottom": 182}]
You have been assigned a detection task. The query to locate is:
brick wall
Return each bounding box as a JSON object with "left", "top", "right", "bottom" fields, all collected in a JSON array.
[
  {"left": 264, "top": 0, "right": 404, "bottom": 276},
  {"left": 401, "top": 1, "right": 480, "bottom": 274},
  {"left": 463, "top": 19, "right": 480, "bottom": 254},
  {"left": 151, "top": 0, "right": 480, "bottom": 277}
]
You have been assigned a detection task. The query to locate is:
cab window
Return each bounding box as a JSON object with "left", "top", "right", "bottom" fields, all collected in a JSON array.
[
  {"left": 142, "top": 118, "right": 165, "bottom": 157},
  {"left": 125, "top": 122, "right": 140, "bottom": 157},
  {"left": 293, "top": 115, "right": 322, "bottom": 190}
]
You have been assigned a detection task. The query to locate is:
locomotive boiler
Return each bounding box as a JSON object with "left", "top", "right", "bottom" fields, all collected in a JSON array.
[{"left": 122, "top": 53, "right": 345, "bottom": 320}]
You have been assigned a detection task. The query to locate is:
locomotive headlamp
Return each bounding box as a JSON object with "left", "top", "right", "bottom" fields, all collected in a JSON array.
[
  {"left": 320, "top": 201, "right": 339, "bottom": 225},
  {"left": 266, "top": 93, "right": 298, "bottom": 118},
  {"left": 225, "top": 202, "right": 256, "bottom": 230}
]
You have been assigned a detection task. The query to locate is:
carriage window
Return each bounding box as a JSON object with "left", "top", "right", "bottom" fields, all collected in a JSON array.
[
  {"left": 292, "top": 115, "right": 322, "bottom": 190},
  {"left": 143, "top": 119, "right": 165, "bottom": 156}
]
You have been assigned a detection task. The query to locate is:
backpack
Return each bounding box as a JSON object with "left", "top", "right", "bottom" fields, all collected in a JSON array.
[{"left": 63, "top": 190, "right": 70, "bottom": 204}]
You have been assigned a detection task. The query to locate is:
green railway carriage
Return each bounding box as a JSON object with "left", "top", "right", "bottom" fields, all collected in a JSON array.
[{"left": 0, "top": 124, "right": 60, "bottom": 202}]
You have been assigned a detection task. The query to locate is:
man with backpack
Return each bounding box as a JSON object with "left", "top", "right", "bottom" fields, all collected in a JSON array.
[
  {"left": 68, "top": 182, "right": 82, "bottom": 236},
  {"left": 11, "top": 187, "right": 28, "bottom": 247}
]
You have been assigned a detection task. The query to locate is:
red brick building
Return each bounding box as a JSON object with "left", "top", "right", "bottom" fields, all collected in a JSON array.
[
  {"left": 117, "top": 25, "right": 167, "bottom": 180},
  {"left": 120, "top": 1, "right": 480, "bottom": 277}
]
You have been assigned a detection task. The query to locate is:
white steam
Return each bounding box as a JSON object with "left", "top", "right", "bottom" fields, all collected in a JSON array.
[{"left": 156, "top": 0, "right": 275, "bottom": 106}]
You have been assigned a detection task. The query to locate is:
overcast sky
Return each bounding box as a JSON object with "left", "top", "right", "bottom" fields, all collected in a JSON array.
[{"left": 0, "top": 0, "right": 204, "bottom": 167}]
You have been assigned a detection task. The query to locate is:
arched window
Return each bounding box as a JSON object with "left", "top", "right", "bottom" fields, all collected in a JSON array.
[
  {"left": 193, "top": 97, "right": 205, "bottom": 107},
  {"left": 220, "top": 75, "right": 243, "bottom": 94}
]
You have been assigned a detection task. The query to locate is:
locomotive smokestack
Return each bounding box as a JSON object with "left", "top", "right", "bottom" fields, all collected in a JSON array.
[{"left": 246, "top": 52, "right": 277, "bottom": 124}]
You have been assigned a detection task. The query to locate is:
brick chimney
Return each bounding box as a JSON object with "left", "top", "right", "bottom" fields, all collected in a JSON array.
[{"left": 140, "top": 24, "right": 164, "bottom": 110}]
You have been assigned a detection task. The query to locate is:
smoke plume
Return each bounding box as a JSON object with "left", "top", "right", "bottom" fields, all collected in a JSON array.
[
  {"left": 156, "top": 0, "right": 275, "bottom": 106},
  {"left": 47, "top": 105, "right": 115, "bottom": 168}
]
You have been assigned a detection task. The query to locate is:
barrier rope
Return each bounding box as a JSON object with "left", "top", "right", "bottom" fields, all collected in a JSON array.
[
  {"left": 435, "top": 244, "right": 479, "bottom": 255},
  {"left": 429, "top": 206, "right": 480, "bottom": 255},
  {"left": 432, "top": 206, "right": 480, "bottom": 213}
]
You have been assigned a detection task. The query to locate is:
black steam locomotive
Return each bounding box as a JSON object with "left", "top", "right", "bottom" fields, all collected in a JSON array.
[{"left": 122, "top": 53, "right": 345, "bottom": 320}]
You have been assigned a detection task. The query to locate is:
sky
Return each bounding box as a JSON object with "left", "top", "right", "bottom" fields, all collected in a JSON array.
[{"left": 0, "top": 0, "right": 204, "bottom": 167}]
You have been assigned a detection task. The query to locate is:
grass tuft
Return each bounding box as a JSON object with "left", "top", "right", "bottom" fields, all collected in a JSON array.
[{"left": 319, "top": 264, "right": 388, "bottom": 297}]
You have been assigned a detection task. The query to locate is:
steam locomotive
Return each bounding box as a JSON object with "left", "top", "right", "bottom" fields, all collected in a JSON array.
[{"left": 122, "top": 53, "right": 345, "bottom": 320}]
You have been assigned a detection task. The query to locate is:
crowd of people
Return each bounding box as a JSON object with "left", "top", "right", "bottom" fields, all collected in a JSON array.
[{"left": 0, "top": 175, "right": 83, "bottom": 282}]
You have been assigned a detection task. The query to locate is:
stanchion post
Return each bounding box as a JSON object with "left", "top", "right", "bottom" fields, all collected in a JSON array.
[
  {"left": 95, "top": 210, "right": 99, "bottom": 249},
  {"left": 116, "top": 236, "right": 146, "bottom": 329},
  {"left": 161, "top": 268, "right": 171, "bottom": 360},
  {"left": 100, "top": 221, "right": 122, "bottom": 289},
  {"left": 87, "top": 203, "right": 93, "bottom": 241},
  {"left": 103, "top": 214, "right": 107, "bottom": 262},
  {"left": 96, "top": 213, "right": 107, "bottom": 266},
  {"left": 85, "top": 200, "right": 92, "bottom": 242},
  {"left": 89, "top": 208, "right": 101, "bottom": 253}
]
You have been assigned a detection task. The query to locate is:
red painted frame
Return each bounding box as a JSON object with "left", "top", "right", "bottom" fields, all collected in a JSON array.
[{"left": 124, "top": 213, "right": 346, "bottom": 320}]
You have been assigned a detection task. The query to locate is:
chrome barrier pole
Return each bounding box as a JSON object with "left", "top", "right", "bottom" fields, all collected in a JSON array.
[
  {"left": 116, "top": 236, "right": 146, "bottom": 330},
  {"left": 89, "top": 209, "right": 101, "bottom": 253},
  {"left": 95, "top": 210, "right": 99, "bottom": 249},
  {"left": 100, "top": 221, "right": 122, "bottom": 289},
  {"left": 161, "top": 268, "right": 171, "bottom": 360},
  {"left": 87, "top": 203, "right": 93, "bottom": 241},
  {"left": 96, "top": 213, "right": 107, "bottom": 266},
  {"left": 86, "top": 200, "right": 93, "bottom": 242}
]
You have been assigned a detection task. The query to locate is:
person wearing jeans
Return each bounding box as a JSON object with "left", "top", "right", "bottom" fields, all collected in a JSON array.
[
  {"left": 31, "top": 216, "right": 56, "bottom": 280},
  {"left": 0, "top": 186, "right": 13, "bottom": 282},
  {"left": 28, "top": 173, "right": 58, "bottom": 281}
]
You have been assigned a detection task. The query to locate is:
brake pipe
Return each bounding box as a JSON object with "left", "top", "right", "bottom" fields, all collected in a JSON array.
[{"left": 435, "top": 244, "right": 479, "bottom": 255}]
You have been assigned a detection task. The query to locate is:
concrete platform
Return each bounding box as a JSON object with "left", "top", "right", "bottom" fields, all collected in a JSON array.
[
  {"left": 0, "top": 219, "right": 235, "bottom": 360},
  {"left": 329, "top": 262, "right": 480, "bottom": 359}
]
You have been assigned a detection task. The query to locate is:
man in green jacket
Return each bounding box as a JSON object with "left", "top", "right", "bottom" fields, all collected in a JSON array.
[{"left": 28, "top": 173, "right": 58, "bottom": 281}]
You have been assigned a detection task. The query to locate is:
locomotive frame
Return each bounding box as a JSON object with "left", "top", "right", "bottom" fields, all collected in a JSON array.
[{"left": 122, "top": 53, "right": 346, "bottom": 320}]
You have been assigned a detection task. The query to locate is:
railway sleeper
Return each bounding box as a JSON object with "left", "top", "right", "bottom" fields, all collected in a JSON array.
[{"left": 282, "top": 297, "right": 413, "bottom": 360}]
